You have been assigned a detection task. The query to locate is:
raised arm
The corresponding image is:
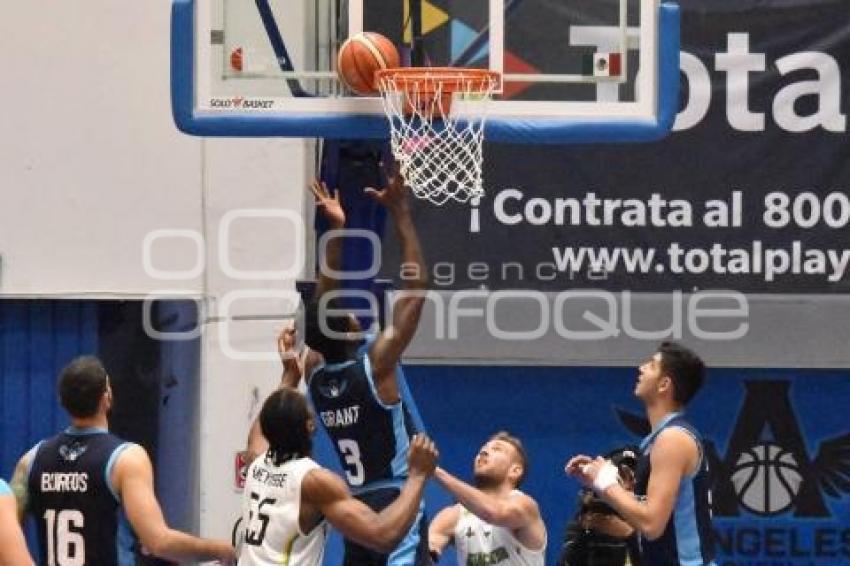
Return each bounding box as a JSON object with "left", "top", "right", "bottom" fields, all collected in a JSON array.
[
  {"left": 247, "top": 327, "right": 321, "bottom": 462},
  {"left": 115, "top": 445, "right": 235, "bottom": 562},
  {"left": 434, "top": 467, "right": 545, "bottom": 548},
  {"left": 245, "top": 327, "right": 304, "bottom": 463},
  {"left": 428, "top": 504, "right": 460, "bottom": 562},
  {"left": 278, "top": 327, "right": 304, "bottom": 389},
  {"left": 302, "top": 433, "right": 437, "bottom": 553},
  {"left": 566, "top": 428, "right": 697, "bottom": 540},
  {"left": 366, "top": 164, "right": 428, "bottom": 386},
  {"left": 310, "top": 180, "right": 346, "bottom": 297},
  {"left": 245, "top": 419, "right": 268, "bottom": 466}
]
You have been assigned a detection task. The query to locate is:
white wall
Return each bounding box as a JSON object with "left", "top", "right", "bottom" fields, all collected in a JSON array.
[
  {"left": 0, "top": 1, "right": 313, "bottom": 298},
  {"left": 199, "top": 137, "right": 314, "bottom": 541},
  {"left": 1, "top": 1, "right": 199, "bottom": 294}
]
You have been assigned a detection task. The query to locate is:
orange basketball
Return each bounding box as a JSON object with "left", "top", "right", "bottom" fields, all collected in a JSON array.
[{"left": 337, "top": 32, "right": 400, "bottom": 96}]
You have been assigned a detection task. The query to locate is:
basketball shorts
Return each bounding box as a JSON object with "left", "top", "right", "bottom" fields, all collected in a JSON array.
[{"left": 342, "top": 486, "right": 430, "bottom": 566}]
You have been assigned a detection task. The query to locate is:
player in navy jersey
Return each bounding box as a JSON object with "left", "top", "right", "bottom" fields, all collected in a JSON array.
[
  {"left": 248, "top": 166, "right": 429, "bottom": 565},
  {"left": 566, "top": 342, "right": 716, "bottom": 566},
  {"left": 0, "top": 478, "right": 34, "bottom": 565},
  {"left": 10, "top": 356, "right": 235, "bottom": 565}
]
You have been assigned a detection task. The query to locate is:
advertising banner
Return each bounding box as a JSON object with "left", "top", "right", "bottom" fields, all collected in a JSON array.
[{"left": 391, "top": 0, "right": 850, "bottom": 293}]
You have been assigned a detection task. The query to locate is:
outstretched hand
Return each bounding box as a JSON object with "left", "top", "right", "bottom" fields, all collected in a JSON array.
[
  {"left": 566, "top": 455, "right": 622, "bottom": 494},
  {"left": 565, "top": 454, "right": 598, "bottom": 488},
  {"left": 214, "top": 542, "right": 237, "bottom": 565},
  {"left": 365, "top": 161, "right": 409, "bottom": 212},
  {"left": 277, "top": 326, "right": 304, "bottom": 373},
  {"left": 309, "top": 179, "right": 345, "bottom": 228},
  {"left": 407, "top": 433, "right": 439, "bottom": 478}
]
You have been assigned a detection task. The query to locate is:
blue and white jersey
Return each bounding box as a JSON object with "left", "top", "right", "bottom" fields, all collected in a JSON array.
[
  {"left": 28, "top": 427, "right": 134, "bottom": 566},
  {"left": 635, "top": 412, "right": 716, "bottom": 566},
  {"left": 0, "top": 479, "right": 12, "bottom": 496},
  {"left": 308, "top": 344, "right": 419, "bottom": 494}
]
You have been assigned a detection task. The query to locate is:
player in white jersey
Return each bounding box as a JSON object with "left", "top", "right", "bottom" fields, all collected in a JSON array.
[
  {"left": 238, "top": 387, "right": 438, "bottom": 566},
  {"left": 429, "top": 432, "right": 547, "bottom": 565}
]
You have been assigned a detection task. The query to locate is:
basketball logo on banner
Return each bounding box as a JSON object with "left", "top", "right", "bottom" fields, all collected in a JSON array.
[{"left": 731, "top": 442, "right": 804, "bottom": 515}]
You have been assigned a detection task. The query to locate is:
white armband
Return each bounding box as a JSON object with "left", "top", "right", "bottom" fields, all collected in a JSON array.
[{"left": 592, "top": 461, "right": 620, "bottom": 493}]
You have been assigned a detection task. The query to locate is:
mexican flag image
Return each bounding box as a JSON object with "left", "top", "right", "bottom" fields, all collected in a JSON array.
[{"left": 581, "top": 52, "right": 622, "bottom": 77}]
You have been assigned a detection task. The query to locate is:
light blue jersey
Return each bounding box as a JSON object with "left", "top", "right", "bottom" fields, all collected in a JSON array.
[{"left": 636, "top": 413, "right": 716, "bottom": 565}]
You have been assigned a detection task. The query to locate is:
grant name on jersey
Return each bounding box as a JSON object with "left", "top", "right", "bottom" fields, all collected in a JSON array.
[
  {"left": 320, "top": 405, "right": 361, "bottom": 428},
  {"left": 41, "top": 472, "right": 88, "bottom": 493}
]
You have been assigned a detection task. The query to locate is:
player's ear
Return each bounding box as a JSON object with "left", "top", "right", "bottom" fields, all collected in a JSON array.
[
  {"left": 306, "top": 415, "right": 317, "bottom": 436},
  {"left": 508, "top": 462, "right": 523, "bottom": 485},
  {"left": 102, "top": 379, "right": 114, "bottom": 411},
  {"left": 658, "top": 374, "right": 673, "bottom": 395}
]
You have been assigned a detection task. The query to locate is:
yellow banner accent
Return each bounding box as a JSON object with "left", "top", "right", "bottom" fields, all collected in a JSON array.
[{"left": 404, "top": 0, "right": 450, "bottom": 43}]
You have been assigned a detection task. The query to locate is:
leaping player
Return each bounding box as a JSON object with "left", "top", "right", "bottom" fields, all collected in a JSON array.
[{"left": 251, "top": 164, "right": 431, "bottom": 565}]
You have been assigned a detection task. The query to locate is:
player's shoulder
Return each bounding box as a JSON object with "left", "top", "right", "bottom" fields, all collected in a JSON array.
[
  {"left": 652, "top": 426, "right": 701, "bottom": 468},
  {"left": 286, "top": 456, "right": 323, "bottom": 476},
  {"left": 656, "top": 424, "right": 700, "bottom": 449},
  {"left": 301, "top": 466, "right": 347, "bottom": 503},
  {"left": 509, "top": 490, "right": 542, "bottom": 518},
  {"left": 304, "top": 465, "right": 338, "bottom": 481},
  {"left": 109, "top": 443, "right": 148, "bottom": 473},
  {"left": 102, "top": 443, "right": 148, "bottom": 501},
  {"left": 508, "top": 488, "right": 537, "bottom": 502},
  {"left": 434, "top": 503, "right": 463, "bottom": 527},
  {"left": 115, "top": 441, "right": 145, "bottom": 456}
]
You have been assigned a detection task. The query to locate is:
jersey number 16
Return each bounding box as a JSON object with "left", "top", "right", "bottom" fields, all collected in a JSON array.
[{"left": 44, "top": 509, "right": 85, "bottom": 566}]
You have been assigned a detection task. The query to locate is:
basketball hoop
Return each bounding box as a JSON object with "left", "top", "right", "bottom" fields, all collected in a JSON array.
[{"left": 376, "top": 68, "right": 500, "bottom": 206}]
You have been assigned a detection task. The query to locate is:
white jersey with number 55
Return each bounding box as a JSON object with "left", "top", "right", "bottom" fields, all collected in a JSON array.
[{"left": 238, "top": 456, "right": 327, "bottom": 566}]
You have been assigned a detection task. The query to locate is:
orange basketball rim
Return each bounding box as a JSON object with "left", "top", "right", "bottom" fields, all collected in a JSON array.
[{"left": 376, "top": 67, "right": 500, "bottom": 117}]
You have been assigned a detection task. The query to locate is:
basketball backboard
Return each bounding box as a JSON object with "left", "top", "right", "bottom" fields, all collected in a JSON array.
[{"left": 171, "top": 0, "right": 679, "bottom": 143}]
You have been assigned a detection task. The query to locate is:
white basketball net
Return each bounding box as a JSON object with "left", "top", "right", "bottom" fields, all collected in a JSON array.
[{"left": 376, "top": 69, "right": 499, "bottom": 206}]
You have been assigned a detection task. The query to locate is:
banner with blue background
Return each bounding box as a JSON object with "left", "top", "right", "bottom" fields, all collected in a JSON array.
[{"left": 403, "top": 366, "right": 850, "bottom": 565}]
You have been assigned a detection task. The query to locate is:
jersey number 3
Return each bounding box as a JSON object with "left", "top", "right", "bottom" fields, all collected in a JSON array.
[
  {"left": 44, "top": 509, "right": 85, "bottom": 566},
  {"left": 338, "top": 439, "right": 365, "bottom": 486}
]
